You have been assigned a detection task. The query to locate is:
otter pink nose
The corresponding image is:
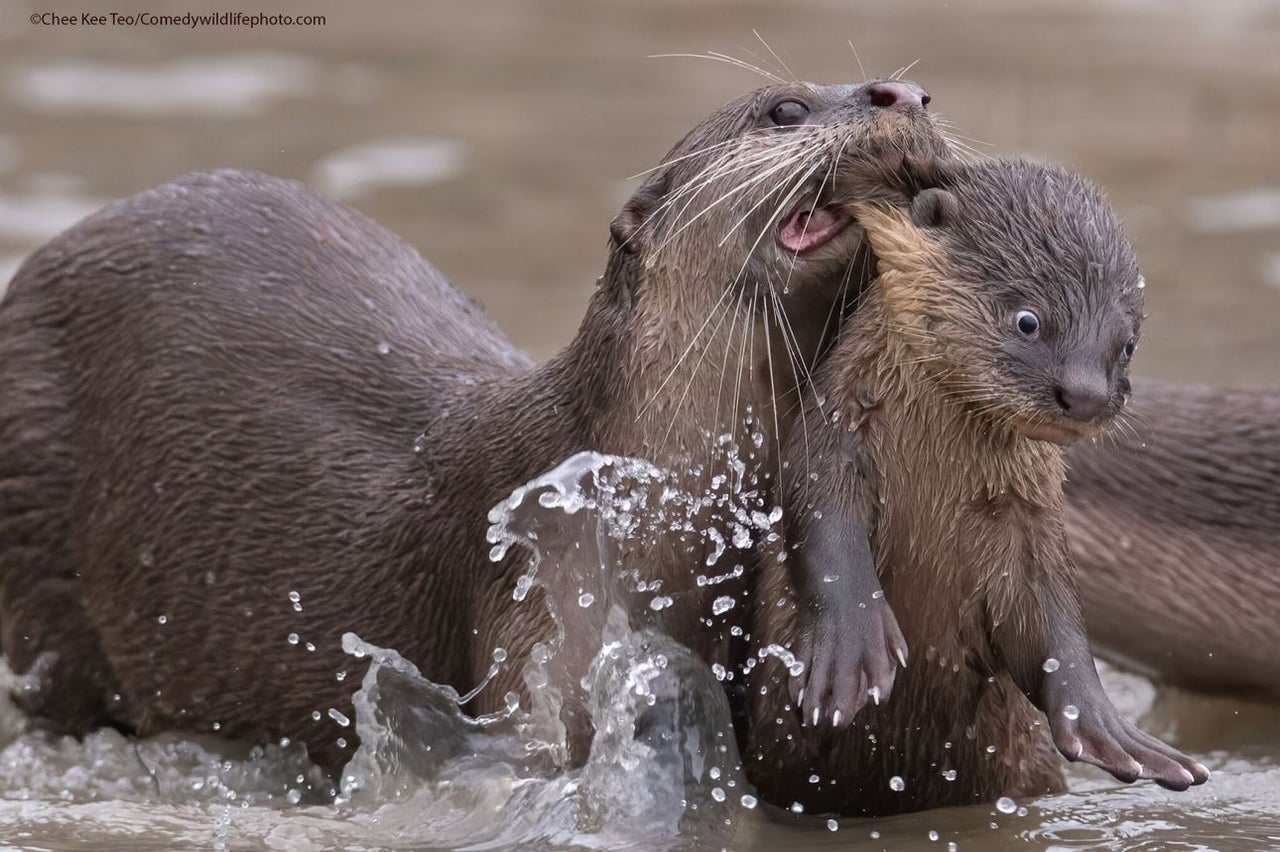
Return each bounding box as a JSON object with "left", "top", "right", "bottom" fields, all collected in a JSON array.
[{"left": 867, "top": 80, "right": 930, "bottom": 109}]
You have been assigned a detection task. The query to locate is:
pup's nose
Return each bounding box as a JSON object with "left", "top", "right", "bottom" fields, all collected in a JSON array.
[
  {"left": 1054, "top": 382, "right": 1109, "bottom": 421},
  {"left": 866, "top": 80, "right": 930, "bottom": 110}
]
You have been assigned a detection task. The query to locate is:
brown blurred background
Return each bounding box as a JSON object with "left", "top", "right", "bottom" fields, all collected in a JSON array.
[{"left": 2, "top": 0, "right": 1277, "bottom": 384}]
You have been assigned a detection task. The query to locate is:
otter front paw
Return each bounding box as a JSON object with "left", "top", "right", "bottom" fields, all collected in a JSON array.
[
  {"left": 789, "top": 594, "right": 907, "bottom": 729},
  {"left": 1047, "top": 695, "right": 1210, "bottom": 791}
]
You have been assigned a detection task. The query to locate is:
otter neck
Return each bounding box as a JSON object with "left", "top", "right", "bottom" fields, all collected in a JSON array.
[
  {"left": 578, "top": 247, "right": 792, "bottom": 476},
  {"left": 848, "top": 283, "right": 1066, "bottom": 518}
]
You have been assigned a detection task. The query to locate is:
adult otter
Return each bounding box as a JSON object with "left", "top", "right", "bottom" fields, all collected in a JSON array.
[
  {"left": 0, "top": 79, "right": 949, "bottom": 771},
  {"left": 1065, "top": 379, "right": 1280, "bottom": 699},
  {"left": 747, "top": 156, "right": 1209, "bottom": 816}
]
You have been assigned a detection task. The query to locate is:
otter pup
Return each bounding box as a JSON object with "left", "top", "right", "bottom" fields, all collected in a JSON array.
[
  {"left": 748, "top": 156, "right": 1210, "bottom": 815},
  {"left": 0, "top": 80, "right": 950, "bottom": 771}
]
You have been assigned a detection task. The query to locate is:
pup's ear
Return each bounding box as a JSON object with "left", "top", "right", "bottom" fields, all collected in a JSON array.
[
  {"left": 609, "top": 171, "right": 671, "bottom": 253},
  {"left": 909, "top": 188, "right": 958, "bottom": 229}
]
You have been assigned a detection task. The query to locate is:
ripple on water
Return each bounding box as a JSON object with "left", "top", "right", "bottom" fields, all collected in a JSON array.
[
  {"left": 311, "top": 138, "right": 466, "bottom": 200},
  {"left": 10, "top": 53, "right": 317, "bottom": 116}
]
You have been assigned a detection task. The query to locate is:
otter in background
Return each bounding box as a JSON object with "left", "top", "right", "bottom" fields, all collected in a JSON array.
[
  {"left": 749, "top": 155, "right": 1208, "bottom": 816},
  {"left": 1066, "top": 380, "right": 1280, "bottom": 700}
]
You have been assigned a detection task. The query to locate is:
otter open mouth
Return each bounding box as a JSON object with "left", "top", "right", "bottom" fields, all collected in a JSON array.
[{"left": 778, "top": 199, "right": 851, "bottom": 254}]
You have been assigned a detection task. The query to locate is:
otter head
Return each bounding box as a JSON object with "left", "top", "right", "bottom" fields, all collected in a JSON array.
[
  {"left": 599, "top": 79, "right": 952, "bottom": 445},
  {"left": 607, "top": 78, "right": 950, "bottom": 317},
  {"left": 857, "top": 157, "right": 1145, "bottom": 445}
]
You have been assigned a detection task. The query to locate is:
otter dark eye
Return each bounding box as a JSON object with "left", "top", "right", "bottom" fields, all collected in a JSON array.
[
  {"left": 1123, "top": 340, "right": 1136, "bottom": 359},
  {"left": 769, "top": 99, "right": 810, "bottom": 127},
  {"left": 1015, "top": 310, "right": 1040, "bottom": 336}
]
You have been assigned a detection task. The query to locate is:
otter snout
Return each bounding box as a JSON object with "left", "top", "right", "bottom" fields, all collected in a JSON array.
[
  {"left": 866, "top": 80, "right": 930, "bottom": 110},
  {"left": 1054, "top": 378, "right": 1111, "bottom": 422}
]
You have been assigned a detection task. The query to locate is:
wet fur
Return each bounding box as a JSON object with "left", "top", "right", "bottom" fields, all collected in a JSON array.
[
  {"left": 748, "top": 159, "right": 1205, "bottom": 815},
  {"left": 1066, "top": 379, "right": 1280, "bottom": 699},
  {"left": 0, "top": 82, "right": 950, "bottom": 771}
]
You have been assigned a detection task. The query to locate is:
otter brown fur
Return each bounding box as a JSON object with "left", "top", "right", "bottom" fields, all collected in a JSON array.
[
  {"left": 1065, "top": 379, "right": 1280, "bottom": 699},
  {"left": 747, "top": 156, "right": 1208, "bottom": 816},
  {"left": 0, "top": 80, "right": 949, "bottom": 771}
]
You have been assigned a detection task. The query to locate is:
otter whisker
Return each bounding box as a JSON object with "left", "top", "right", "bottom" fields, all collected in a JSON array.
[
  {"left": 625, "top": 136, "right": 751, "bottom": 180},
  {"left": 660, "top": 281, "right": 742, "bottom": 448},
  {"left": 667, "top": 146, "right": 815, "bottom": 250},
  {"left": 778, "top": 133, "right": 848, "bottom": 283},
  {"left": 890, "top": 58, "right": 922, "bottom": 80},
  {"left": 752, "top": 30, "right": 798, "bottom": 83},
  {"left": 635, "top": 279, "right": 742, "bottom": 421},
  {"left": 647, "top": 143, "right": 813, "bottom": 257},
  {"left": 715, "top": 151, "right": 825, "bottom": 249},
  {"left": 710, "top": 281, "right": 751, "bottom": 470},
  {"left": 760, "top": 288, "right": 787, "bottom": 496},
  {"left": 649, "top": 52, "right": 785, "bottom": 85},
  {"left": 847, "top": 40, "right": 869, "bottom": 83}
]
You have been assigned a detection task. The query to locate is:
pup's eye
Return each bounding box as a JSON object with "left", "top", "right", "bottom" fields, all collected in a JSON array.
[
  {"left": 1122, "top": 340, "right": 1136, "bottom": 359},
  {"left": 769, "top": 100, "right": 810, "bottom": 127},
  {"left": 1015, "top": 310, "right": 1040, "bottom": 336}
]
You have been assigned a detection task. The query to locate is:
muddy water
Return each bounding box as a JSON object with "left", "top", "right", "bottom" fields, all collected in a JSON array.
[{"left": 1, "top": 0, "right": 1278, "bottom": 848}]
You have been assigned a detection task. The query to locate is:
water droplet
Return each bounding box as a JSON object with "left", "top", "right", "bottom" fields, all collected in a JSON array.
[
  {"left": 1063, "top": 704, "right": 1080, "bottom": 720},
  {"left": 809, "top": 774, "right": 820, "bottom": 784},
  {"left": 288, "top": 590, "right": 301, "bottom": 604},
  {"left": 649, "top": 595, "right": 673, "bottom": 611},
  {"left": 929, "top": 830, "right": 939, "bottom": 841},
  {"left": 375, "top": 341, "right": 391, "bottom": 355},
  {"left": 870, "top": 830, "right": 881, "bottom": 839},
  {"left": 493, "top": 647, "right": 507, "bottom": 663},
  {"left": 789, "top": 801, "right": 805, "bottom": 814},
  {"left": 711, "top": 663, "right": 727, "bottom": 681},
  {"left": 578, "top": 592, "right": 595, "bottom": 608},
  {"left": 712, "top": 595, "right": 735, "bottom": 615},
  {"left": 995, "top": 796, "right": 1017, "bottom": 814},
  {"left": 985, "top": 744, "right": 997, "bottom": 754},
  {"left": 948, "top": 844, "right": 959, "bottom": 852},
  {"left": 942, "top": 769, "right": 957, "bottom": 781},
  {"left": 740, "top": 794, "right": 758, "bottom": 809},
  {"left": 157, "top": 614, "right": 168, "bottom": 625},
  {"left": 286, "top": 788, "right": 302, "bottom": 805},
  {"left": 311, "top": 711, "right": 321, "bottom": 721},
  {"left": 872, "top": 589, "right": 884, "bottom": 600},
  {"left": 327, "top": 708, "right": 350, "bottom": 727},
  {"left": 889, "top": 775, "right": 905, "bottom": 791},
  {"left": 140, "top": 550, "right": 155, "bottom": 567},
  {"left": 827, "top": 819, "right": 839, "bottom": 831},
  {"left": 1042, "top": 657, "right": 1060, "bottom": 673},
  {"left": 305, "top": 642, "right": 315, "bottom": 652},
  {"left": 711, "top": 786, "right": 726, "bottom": 802},
  {"left": 287, "top": 633, "right": 299, "bottom": 645}
]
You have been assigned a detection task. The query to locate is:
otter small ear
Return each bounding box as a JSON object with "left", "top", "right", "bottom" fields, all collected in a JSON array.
[
  {"left": 909, "top": 188, "right": 958, "bottom": 229},
  {"left": 610, "top": 172, "right": 671, "bottom": 254}
]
